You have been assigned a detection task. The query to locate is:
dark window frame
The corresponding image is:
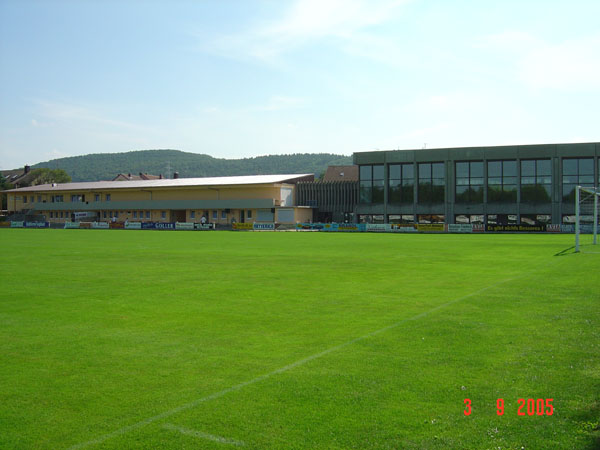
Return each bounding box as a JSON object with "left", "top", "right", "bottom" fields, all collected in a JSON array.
[
  {"left": 418, "top": 162, "right": 445, "bottom": 203},
  {"left": 388, "top": 163, "right": 414, "bottom": 204},
  {"left": 359, "top": 164, "right": 384, "bottom": 204},
  {"left": 520, "top": 159, "right": 552, "bottom": 203}
]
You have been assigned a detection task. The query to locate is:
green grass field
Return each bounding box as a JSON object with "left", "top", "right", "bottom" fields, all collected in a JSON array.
[{"left": 1, "top": 229, "right": 599, "bottom": 449}]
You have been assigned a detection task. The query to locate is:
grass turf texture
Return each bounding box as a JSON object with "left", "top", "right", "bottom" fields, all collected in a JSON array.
[{"left": 1, "top": 229, "right": 598, "bottom": 449}]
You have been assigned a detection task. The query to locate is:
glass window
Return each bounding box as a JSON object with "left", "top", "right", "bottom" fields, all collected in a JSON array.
[
  {"left": 521, "top": 159, "right": 552, "bottom": 203},
  {"left": 106, "top": 194, "right": 111, "bottom": 201},
  {"left": 418, "top": 163, "right": 445, "bottom": 203},
  {"left": 23, "top": 196, "right": 28, "bottom": 203},
  {"left": 133, "top": 211, "right": 137, "bottom": 219},
  {"left": 487, "top": 214, "right": 518, "bottom": 225},
  {"left": 359, "top": 165, "right": 384, "bottom": 203},
  {"left": 488, "top": 161, "right": 501, "bottom": 177},
  {"left": 562, "top": 158, "right": 594, "bottom": 202},
  {"left": 503, "top": 161, "right": 516, "bottom": 177},
  {"left": 521, "top": 160, "right": 535, "bottom": 176},
  {"left": 360, "top": 165, "right": 372, "bottom": 180},
  {"left": 221, "top": 210, "right": 227, "bottom": 219},
  {"left": 146, "top": 211, "right": 151, "bottom": 219},
  {"left": 456, "top": 161, "right": 483, "bottom": 203},
  {"left": 94, "top": 194, "right": 100, "bottom": 202},
  {"left": 521, "top": 214, "right": 551, "bottom": 226},
  {"left": 373, "top": 165, "right": 384, "bottom": 180},
  {"left": 388, "top": 163, "right": 414, "bottom": 204},
  {"left": 247, "top": 210, "right": 252, "bottom": 218},
  {"left": 190, "top": 211, "right": 195, "bottom": 219},
  {"left": 212, "top": 210, "right": 217, "bottom": 219},
  {"left": 161, "top": 211, "right": 166, "bottom": 219},
  {"left": 389, "top": 165, "right": 401, "bottom": 179},
  {"left": 488, "top": 160, "right": 517, "bottom": 203},
  {"left": 418, "top": 214, "right": 445, "bottom": 224}
]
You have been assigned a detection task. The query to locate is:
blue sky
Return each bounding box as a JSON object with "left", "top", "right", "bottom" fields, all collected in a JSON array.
[{"left": 1, "top": 0, "right": 600, "bottom": 169}]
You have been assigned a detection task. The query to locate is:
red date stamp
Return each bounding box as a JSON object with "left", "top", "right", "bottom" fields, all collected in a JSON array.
[{"left": 464, "top": 398, "right": 554, "bottom": 416}]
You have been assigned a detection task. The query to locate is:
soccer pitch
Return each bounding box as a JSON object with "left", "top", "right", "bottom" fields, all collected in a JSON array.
[{"left": 1, "top": 229, "right": 598, "bottom": 449}]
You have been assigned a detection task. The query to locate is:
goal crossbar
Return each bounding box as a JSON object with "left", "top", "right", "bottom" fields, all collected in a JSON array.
[{"left": 575, "top": 185, "right": 599, "bottom": 252}]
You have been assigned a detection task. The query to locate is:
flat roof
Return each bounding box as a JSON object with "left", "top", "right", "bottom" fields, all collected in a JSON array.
[
  {"left": 354, "top": 141, "right": 600, "bottom": 155},
  {"left": 6, "top": 173, "right": 314, "bottom": 193}
]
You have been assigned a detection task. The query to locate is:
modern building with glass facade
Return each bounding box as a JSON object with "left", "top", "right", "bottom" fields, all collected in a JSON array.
[{"left": 354, "top": 142, "right": 600, "bottom": 225}]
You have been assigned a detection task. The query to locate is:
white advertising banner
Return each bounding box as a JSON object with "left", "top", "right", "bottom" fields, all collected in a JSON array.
[
  {"left": 448, "top": 224, "right": 473, "bottom": 233},
  {"left": 366, "top": 223, "right": 390, "bottom": 232}
]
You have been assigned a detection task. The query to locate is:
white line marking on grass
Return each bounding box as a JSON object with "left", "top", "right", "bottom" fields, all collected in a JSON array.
[
  {"left": 69, "top": 272, "right": 533, "bottom": 449},
  {"left": 162, "top": 423, "right": 245, "bottom": 446}
]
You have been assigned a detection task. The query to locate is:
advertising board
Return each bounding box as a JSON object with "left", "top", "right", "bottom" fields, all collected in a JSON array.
[
  {"left": 92, "top": 222, "right": 109, "bottom": 229},
  {"left": 254, "top": 223, "right": 275, "bottom": 231},
  {"left": 233, "top": 222, "right": 254, "bottom": 230},
  {"left": 448, "top": 224, "right": 473, "bottom": 233},
  {"left": 486, "top": 224, "right": 546, "bottom": 232},
  {"left": 24, "top": 222, "right": 49, "bottom": 228},
  {"left": 389, "top": 224, "right": 417, "bottom": 232},
  {"left": 125, "top": 222, "right": 142, "bottom": 229},
  {"left": 417, "top": 224, "right": 445, "bottom": 232},
  {"left": 175, "top": 222, "right": 194, "bottom": 230}
]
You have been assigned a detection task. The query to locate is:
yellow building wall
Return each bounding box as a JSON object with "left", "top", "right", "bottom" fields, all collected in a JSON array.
[
  {"left": 294, "top": 207, "right": 313, "bottom": 223},
  {"left": 150, "top": 185, "right": 282, "bottom": 201},
  {"left": 6, "top": 184, "right": 298, "bottom": 222}
]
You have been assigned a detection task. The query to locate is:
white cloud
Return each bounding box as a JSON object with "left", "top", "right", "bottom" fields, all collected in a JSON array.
[
  {"left": 520, "top": 35, "right": 600, "bottom": 90},
  {"left": 479, "top": 31, "right": 600, "bottom": 90},
  {"left": 208, "top": 0, "right": 410, "bottom": 64},
  {"left": 250, "top": 95, "right": 307, "bottom": 111},
  {"left": 34, "top": 99, "right": 150, "bottom": 132}
]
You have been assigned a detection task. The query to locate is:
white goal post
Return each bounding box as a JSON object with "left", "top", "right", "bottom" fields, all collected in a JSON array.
[{"left": 575, "top": 185, "right": 599, "bottom": 252}]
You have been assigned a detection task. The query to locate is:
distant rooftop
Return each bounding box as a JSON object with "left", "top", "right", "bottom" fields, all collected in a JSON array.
[
  {"left": 322, "top": 165, "right": 358, "bottom": 181},
  {"left": 6, "top": 173, "right": 315, "bottom": 192},
  {"left": 112, "top": 172, "right": 162, "bottom": 181}
]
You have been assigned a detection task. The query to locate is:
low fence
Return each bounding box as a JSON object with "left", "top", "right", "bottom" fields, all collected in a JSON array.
[
  {"left": 294, "top": 222, "right": 589, "bottom": 233},
  {"left": 1, "top": 220, "right": 594, "bottom": 233}
]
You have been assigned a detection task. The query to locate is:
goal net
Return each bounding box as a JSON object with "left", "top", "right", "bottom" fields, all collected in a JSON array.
[{"left": 575, "top": 185, "right": 599, "bottom": 252}]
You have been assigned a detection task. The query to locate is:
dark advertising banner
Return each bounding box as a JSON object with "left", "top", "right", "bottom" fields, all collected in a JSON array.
[
  {"left": 24, "top": 222, "right": 49, "bottom": 228},
  {"left": 141, "top": 222, "right": 176, "bottom": 230},
  {"left": 296, "top": 223, "right": 324, "bottom": 230},
  {"left": 486, "top": 224, "right": 546, "bottom": 232},
  {"left": 155, "top": 222, "right": 176, "bottom": 230},
  {"left": 109, "top": 222, "right": 124, "bottom": 229},
  {"left": 254, "top": 223, "right": 275, "bottom": 231}
]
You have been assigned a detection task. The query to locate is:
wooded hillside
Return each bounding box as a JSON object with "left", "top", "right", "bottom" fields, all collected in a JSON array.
[{"left": 31, "top": 150, "right": 353, "bottom": 181}]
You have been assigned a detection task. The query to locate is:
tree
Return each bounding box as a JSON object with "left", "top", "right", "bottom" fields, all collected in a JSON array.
[
  {"left": 0, "top": 174, "right": 13, "bottom": 210},
  {"left": 21, "top": 168, "right": 71, "bottom": 187}
]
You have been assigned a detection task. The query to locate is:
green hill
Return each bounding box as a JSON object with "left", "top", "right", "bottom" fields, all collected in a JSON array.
[{"left": 31, "top": 150, "right": 353, "bottom": 182}]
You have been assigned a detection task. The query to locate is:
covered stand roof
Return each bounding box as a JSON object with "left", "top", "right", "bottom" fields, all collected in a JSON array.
[{"left": 7, "top": 173, "right": 315, "bottom": 192}]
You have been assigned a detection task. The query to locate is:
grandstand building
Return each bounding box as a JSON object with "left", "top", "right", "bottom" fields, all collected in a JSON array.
[
  {"left": 5, "top": 174, "right": 314, "bottom": 225},
  {"left": 354, "top": 142, "right": 600, "bottom": 225}
]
